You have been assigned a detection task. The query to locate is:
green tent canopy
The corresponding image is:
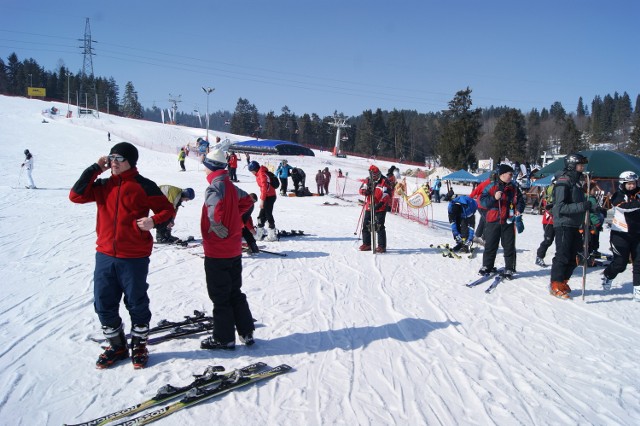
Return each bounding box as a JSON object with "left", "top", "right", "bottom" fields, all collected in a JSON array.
[{"left": 535, "top": 150, "right": 640, "bottom": 179}]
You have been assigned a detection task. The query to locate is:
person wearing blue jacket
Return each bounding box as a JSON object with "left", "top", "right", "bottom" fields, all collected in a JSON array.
[
  {"left": 275, "top": 160, "right": 293, "bottom": 196},
  {"left": 448, "top": 195, "right": 478, "bottom": 252}
]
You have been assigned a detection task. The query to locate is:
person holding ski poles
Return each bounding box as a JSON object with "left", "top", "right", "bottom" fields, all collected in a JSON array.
[
  {"left": 601, "top": 171, "right": 640, "bottom": 301},
  {"left": 548, "top": 153, "right": 594, "bottom": 299},
  {"left": 478, "top": 164, "right": 525, "bottom": 280},
  {"left": 358, "top": 165, "right": 392, "bottom": 253}
]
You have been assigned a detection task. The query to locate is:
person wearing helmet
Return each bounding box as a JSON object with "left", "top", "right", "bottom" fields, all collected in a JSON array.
[
  {"left": 155, "top": 185, "right": 196, "bottom": 243},
  {"left": 21, "top": 149, "right": 36, "bottom": 189},
  {"left": 275, "top": 160, "right": 293, "bottom": 196},
  {"left": 601, "top": 171, "right": 640, "bottom": 301},
  {"left": 249, "top": 161, "right": 278, "bottom": 241},
  {"left": 549, "top": 152, "right": 594, "bottom": 299},
  {"left": 358, "top": 165, "right": 392, "bottom": 253}
]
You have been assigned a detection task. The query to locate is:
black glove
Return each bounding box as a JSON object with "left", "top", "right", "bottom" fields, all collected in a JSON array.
[
  {"left": 374, "top": 202, "right": 384, "bottom": 210},
  {"left": 363, "top": 188, "right": 372, "bottom": 196}
]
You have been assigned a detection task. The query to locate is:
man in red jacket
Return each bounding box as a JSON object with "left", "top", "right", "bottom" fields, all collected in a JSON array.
[
  {"left": 248, "top": 160, "right": 278, "bottom": 241},
  {"left": 69, "top": 142, "right": 174, "bottom": 369},
  {"left": 199, "top": 148, "right": 255, "bottom": 350},
  {"left": 359, "top": 165, "right": 392, "bottom": 253}
]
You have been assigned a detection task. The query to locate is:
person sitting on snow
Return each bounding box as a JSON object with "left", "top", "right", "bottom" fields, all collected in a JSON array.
[{"left": 448, "top": 195, "right": 478, "bottom": 253}]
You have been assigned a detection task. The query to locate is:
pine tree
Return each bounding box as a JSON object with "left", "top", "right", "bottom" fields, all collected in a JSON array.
[
  {"left": 492, "top": 108, "right": 527, "bottom": 162},
  {"left": 230, "top": 98, "right": 259, "bottom": 137},
  {"left": 436, "top": 87, "right": 481, "bottom": 170},
  {"left": 120, "top": 81, "right": 143, "bottom": 118},
  {"left": 560, "top": 117, "right": 584, "bottom": 153}
]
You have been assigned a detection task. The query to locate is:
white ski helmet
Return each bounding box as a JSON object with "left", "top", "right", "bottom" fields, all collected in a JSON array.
[{"left": 619, "top": 171, "right": 638, "bottom": 184}]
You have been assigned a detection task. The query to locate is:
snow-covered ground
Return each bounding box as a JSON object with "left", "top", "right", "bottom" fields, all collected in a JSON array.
[{"left": 1, "top": 95, "right": 639, "bottom": 425}]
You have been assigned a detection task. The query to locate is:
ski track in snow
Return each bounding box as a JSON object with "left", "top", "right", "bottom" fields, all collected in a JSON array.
[{"left": 1, "top": 96, "right": 640, "bottom": 425}]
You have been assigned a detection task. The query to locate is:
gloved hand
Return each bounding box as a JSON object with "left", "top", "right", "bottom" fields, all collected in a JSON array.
[
  {"left": 209, "top": 222, "right": 228, "bottom": 238},
  {"left": 583, "top": 201, "right": 595, "bottom": 212},
  {"left": 363, "top": 188, "right": 372, "bottom": 196}
]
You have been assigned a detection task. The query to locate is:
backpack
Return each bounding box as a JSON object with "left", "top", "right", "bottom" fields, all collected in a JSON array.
[
  {"left": 545, "top": 183, "right": 555, "bottom": 206},
  {"left": 267, "top": 170, "right": 280, "bottom": 189}
]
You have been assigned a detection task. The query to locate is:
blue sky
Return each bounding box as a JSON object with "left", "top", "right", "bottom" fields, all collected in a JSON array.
[{"left": 2, "top": 0, "right": 639, "bottom": 118}]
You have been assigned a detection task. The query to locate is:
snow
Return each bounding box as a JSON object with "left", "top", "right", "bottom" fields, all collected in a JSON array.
[{"left": 1, "top": 95, "right": 639, "bottom": 425}]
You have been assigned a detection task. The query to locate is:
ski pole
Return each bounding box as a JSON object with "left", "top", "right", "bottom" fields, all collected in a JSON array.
[
  {"left": 582, "top": 172, "right": 591, "bottom": 301},
  {"left": 17, "top": 166, "right": 24, "bottom": 188},
  {"left": 354, "top": 202, "right": 366, "bottom": 236}
]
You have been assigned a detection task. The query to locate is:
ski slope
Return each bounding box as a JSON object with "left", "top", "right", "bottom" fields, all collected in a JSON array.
[{"left": 0, "top": 95, "right": 639, "bottom": 425}]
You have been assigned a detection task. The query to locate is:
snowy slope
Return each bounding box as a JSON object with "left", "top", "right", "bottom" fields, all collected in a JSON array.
[{"left": 0, "top": 95, "right": 639, "bottom": 425}]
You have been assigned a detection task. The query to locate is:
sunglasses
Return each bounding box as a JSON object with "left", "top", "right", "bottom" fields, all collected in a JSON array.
[{"left": 108, "top": 154, "right": 127, "bottom": 162}]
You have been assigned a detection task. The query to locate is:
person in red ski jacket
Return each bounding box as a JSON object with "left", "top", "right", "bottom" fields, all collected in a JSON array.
[
  {"left": 478, "top": 164, "right": 525, "bottom": 279},
  {"left": 227, "top": 151, "right": 239, "bottom": 182},
  {"left": 69, "top": 142, "right": 174, "bottom": 369},
  {"left": 358, "top": 165, "right": 392, "bottom": 253},
  {"left": 249, "top": 161, "right": 278, "bottom": 241},
  {"left": 199, "top": 148, "right": 255, "bottom": 350}
]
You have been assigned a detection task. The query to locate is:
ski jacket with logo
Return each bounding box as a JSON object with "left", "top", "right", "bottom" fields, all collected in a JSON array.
[
  {"left": 69, "top": 165, "right": 175, "bottom": 258},
  {"left": 201, "top": 169, "right": 253, "bottom": 258},
  {"left": 470, "top": 178, "right": 491, "bottom": 211},
  {"left": 610, "top": 186, "right": 640, "bottom": 234}
]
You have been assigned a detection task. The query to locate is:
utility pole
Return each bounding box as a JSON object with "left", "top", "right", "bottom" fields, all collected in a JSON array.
[
  {"left": 78, "top": 18, "right": 97, "bottom": 114},
  {"left": 202, "top": 87, "right": 214, "bottom": 141},
  {"left": 329, "top": 114, "right": 350, "bottom": 156},
  {"left": 168, "top": 94, "right": 182, "bottom": 125}
]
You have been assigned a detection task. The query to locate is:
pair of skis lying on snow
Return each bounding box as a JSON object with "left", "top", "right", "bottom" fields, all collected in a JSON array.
[
  {"left": 465, "top": 268, "right": 513, "bottom": 294},
  {"left": 64, "top": 362, "right": 292, "bottom": 426}
]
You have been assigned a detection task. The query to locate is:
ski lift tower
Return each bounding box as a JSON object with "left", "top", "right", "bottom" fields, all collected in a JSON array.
[
  {"left": 329, "top": 115, "right": 350, "bottom": 156},
  {"left": 168, "top": 94, "right": 182, "bottom": 125}
]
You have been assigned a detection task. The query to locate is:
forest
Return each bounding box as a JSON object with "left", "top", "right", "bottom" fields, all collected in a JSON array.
[{"left": 2, "top": 52, "right": 639, "bottom": 170}]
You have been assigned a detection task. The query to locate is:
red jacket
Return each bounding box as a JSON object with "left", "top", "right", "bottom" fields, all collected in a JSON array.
[
  {"left": 470, "top": 178, "right": 491, "bottom": 210},
  {"left": 201, "top": 170, "right": 253, "bottom": 258},
  {"left": 227, "top": 153, "right": 238, "bottom": 169},
  {"left": 256, "top": 166, "right": 277, "bottom": 200},
  {"left": 359, "top": 176, "right": 392, "bottom": 213},
  {"left": 69, "top": 165, "right": 175, "bottom": 258}
]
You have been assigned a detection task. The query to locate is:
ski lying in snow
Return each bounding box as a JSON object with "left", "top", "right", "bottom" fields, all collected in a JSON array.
[
  {"left": 277, "top": 230, "right": 305, "bottom": 238},
  {"left": 259, "top": 248, "right": 288, "bottom": 257},
  {"left": 146, "top": 322, "right": 214, "bottom": 345},
  {"left": 465, "top": 268, "right": 503, "bottom": 288},
  {"left": 63, "top": 362, "right": 266, "bottom": 426},
  {"left": 89, "top": 311, "right": 212, "bottom": 343},
  {"left": 430, "top": 244, "right": 461, "bottom": 259},
  {"left": 109, "top": 364, "right": 292, "bottom": 426}
]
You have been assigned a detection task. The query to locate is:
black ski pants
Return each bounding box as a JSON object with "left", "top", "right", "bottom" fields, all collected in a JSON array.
[
  {"left": 204, "top": 255, "right": 254, "bottom": 343},
  {"left": 550, "top": 226, "right": 582, "bottom": 283},
  {"left": 279, "top": 177, "right": 288, "bottom": 194},
  {"left": 604, "top": 231, "right": 640, "bottom": 286},
  {"left": 536, "top": 223, "right": 555, "bottom": 259},
  {"left": 257, "top": 195, "right": 276, "bottom": 229},
  {"left": 362, "top": 210, "right": 387, "bottom": 248},
  {"left": 482, "top": 221, "right": 516, "bottom": 271}
]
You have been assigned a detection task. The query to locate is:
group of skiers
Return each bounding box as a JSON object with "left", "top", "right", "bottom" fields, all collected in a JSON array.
[{"left": 444, "top": 153, "right": 640, "bottom": 301}]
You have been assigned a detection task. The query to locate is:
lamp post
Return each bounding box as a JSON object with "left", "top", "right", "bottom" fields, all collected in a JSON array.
[{"left": 202, "top": 87, "right": 214, "bottom": 141}]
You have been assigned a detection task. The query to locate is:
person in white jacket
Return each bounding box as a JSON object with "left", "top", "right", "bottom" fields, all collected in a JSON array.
[{"left": 22, "top": 149, "right": 36, "bottom": 189}]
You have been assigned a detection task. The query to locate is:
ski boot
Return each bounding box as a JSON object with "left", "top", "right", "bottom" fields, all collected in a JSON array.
[
  {"left": 96, "top": 323, "right": 129, "bottom": 369},
  {"left": 201, "top": 335, "right": 236, "bottom": 350},
  {"left": 130, "top": 324, "right": 149, "bottom": 369}
]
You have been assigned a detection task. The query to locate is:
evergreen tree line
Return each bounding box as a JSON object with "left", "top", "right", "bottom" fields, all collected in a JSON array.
[{"left": 2, "top": 52, "right": 639, "bottom": 170}]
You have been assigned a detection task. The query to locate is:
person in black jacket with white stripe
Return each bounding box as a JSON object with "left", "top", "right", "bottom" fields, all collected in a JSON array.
[{"left": 601, "top": 171, "right": 640, "bottom": 301}]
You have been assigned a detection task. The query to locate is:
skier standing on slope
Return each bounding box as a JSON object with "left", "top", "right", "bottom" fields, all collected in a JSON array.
[
  {"left": 199, "top": 148, "right": 256, "bottom": 350},
  {"left": 248, "top": 161, "right": 278, "bottom": 241},
  {"left": 548, "top": 153, "right": 594, "bottom": 299},
  {"left": 21, "top": 149, "right": 36, "bottom": 189},
  {"left": 275, "top": 160, "right": 293, "bottom": 196},
  {"left": 601, "top": 171, "right": 640, "bottom": 301},
  {"left": 69, "top": 142, "right": 174, "bottom": 369},
  {"left": 358, "top": 165, "right": 392, "bottom": 253},
  {"left": 478, "top": 164, "right": 525, "bottom": 280}
]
